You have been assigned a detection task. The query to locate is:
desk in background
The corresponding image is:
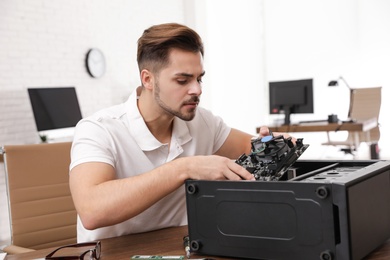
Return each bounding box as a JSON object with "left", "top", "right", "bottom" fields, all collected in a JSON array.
[
  {"left": 5, "top": 226, "right": 390, "bottom": 260},
  {"left": 257, "top": 118, "right": 377, "bottom": 156},
  {"left": 258, "top": 118, "right": 376, "bottom": 133}
]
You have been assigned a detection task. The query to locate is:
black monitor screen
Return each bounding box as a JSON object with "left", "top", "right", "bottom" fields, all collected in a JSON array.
[
  {"left": 28, "top": 87, "right": 83, "bottom": 131},
  {"left": 269, "top": 79, "right": 314, "bottom": 125}
]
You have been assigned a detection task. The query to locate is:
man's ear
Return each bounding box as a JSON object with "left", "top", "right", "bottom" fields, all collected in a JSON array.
[{"left": 140, "top": 69, "right": 154, "bottom": 90}]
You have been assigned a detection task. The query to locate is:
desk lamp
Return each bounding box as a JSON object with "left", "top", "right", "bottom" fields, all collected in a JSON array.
[{"left": 328, "top": 76, "right": 351, "bottom": 90}]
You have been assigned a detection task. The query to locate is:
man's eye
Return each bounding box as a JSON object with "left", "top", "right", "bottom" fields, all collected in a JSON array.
[
  {"left": 197, "top": 78, "right": 203, "bottom": 83},
  {"left": 177, "top": 79, "right": 188, "bottom": 85}
]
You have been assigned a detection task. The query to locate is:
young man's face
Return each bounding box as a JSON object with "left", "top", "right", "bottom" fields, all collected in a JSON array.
[{"left": 153, "top": 48, "right": 205, "bottom": 121}]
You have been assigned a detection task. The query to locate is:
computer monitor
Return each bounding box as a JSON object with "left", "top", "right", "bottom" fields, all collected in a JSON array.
[
  {"left": 269, "top": 79, "right": 314, "bottom": 125},
  {"left": 28, "top": 87, "right": 83, "bottom": 140}
]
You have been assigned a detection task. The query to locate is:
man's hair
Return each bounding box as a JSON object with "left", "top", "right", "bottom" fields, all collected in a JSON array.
[{"left": 137, "top": 23, "right": 204, "bottom": 73}]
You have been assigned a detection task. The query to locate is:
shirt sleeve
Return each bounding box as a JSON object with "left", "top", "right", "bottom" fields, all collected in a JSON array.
[{"left": 70, "top": 118, "right": 116, "bottom": 171}]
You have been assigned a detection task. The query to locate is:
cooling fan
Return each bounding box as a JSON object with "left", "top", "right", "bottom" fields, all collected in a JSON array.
[{"left": 235, "top": 134, "right": 309, "bottom": 181}]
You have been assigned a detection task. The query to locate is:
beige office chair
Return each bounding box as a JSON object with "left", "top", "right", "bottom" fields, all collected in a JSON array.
[
  {"left": 323, "top": 87, "right": 381, "bottom": 157},
  {"left": 1, "top": 142, "right": 77, "bottom": 254}
]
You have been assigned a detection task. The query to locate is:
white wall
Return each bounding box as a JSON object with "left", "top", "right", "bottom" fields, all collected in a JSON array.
[{"left": 200, "top": 0, "right": 266, "bottom": 135}]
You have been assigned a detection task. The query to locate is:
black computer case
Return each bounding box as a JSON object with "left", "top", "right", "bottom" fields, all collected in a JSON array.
[{"left": 185, "top": 160, "right": 390, "bottom": 260}]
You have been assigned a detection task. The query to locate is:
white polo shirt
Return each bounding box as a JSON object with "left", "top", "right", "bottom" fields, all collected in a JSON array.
[{"left": 70, "top": 87, "right": 231, "bottom": 242}]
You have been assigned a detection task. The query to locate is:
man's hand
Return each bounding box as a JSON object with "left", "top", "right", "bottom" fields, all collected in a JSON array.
[{"left": 184, "top": 155, "right": 255, "bottom": 181}]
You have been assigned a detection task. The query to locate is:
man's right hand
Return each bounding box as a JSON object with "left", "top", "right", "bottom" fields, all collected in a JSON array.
[{"left": 182, "top": 155, "right": 255, "bottom": 181}]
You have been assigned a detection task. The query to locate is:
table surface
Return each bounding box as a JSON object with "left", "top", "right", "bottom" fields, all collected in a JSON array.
[
  {"left": 257, "top": 118, "right": 377, "bottom": 133},
  {"left": 5, "top": 226, "right": 390, "bottom": 260}
]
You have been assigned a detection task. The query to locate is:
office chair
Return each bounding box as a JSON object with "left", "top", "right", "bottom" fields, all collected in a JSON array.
[
  {"left": 322, "top": 87, "right": 381, "bottom": 158},
  {"left": 1, "top": 142, "right": 77, "bottom": 254}
]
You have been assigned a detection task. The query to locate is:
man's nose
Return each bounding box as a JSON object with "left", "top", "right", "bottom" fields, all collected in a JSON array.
[{"left": 189, "top": 81, "right": 202, "bottom": 96}]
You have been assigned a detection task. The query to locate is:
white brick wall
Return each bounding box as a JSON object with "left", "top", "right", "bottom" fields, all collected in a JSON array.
[{"left": 0, "top": 0, "right": 186, "bottom": 246}]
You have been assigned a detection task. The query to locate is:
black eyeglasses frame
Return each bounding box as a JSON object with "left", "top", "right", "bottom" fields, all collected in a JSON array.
[{"left": 45, "top": 241, "right": 101, "bottom": 260}]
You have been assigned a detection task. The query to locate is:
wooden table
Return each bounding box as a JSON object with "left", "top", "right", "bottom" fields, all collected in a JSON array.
[
  {"left": 257, "top": 118, "right": 377, "bottom": 153},
  {"left": 5, "top": 226, "right": 390, "bottom": 260},
  {"left": 258, "top": 118, "right": 377, "bottom": 133}
]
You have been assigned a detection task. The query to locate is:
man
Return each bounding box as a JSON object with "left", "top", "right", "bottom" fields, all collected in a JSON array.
[{"left": 70, "top": 23, "right": 282, "bottom": 242}]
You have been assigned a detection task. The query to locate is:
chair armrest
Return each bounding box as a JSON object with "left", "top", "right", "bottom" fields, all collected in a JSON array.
[{"left": 2, "top": 245, "right": 36, "bottom": 254}]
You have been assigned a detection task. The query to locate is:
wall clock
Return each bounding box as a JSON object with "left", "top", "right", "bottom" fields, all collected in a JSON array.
[{"left": 86, "top": 48, "right": 106, "bottom": 78}]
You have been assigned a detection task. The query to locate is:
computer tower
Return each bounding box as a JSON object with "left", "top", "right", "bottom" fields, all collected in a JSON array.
[{"left": 185, "top": 160, "right": 390, "bottom": 260}]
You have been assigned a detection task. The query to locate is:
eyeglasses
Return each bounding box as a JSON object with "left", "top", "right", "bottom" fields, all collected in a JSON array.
[{"left": 45, "top": 241, "right": 101, "bottom": 260}]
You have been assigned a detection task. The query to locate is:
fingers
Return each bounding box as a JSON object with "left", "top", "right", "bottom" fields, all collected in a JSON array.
[
  {"left": 259, "top": 126, "right": 271, "bottom": 137},
  {"left": 259, "top": 126, "right": 297, "bottom": 144},
  {"left": 272, "top": 131, "right": 297, "bottom": 143},
  {"left": 226, "top": 160, "right": 255, "bottom": 181},
  {"left": 189, "top": 155, "right": 255, "bottom": 181}
]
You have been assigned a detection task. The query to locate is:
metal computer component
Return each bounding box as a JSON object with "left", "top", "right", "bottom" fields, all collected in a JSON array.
[{"left": 235, "top": 134, "right": 309, "bottom": 181}]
